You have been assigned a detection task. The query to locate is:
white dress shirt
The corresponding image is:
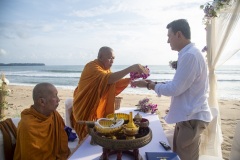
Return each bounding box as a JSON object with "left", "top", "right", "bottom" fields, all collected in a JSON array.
[{"left": 155, "top": 43, "right": 213, "bottom": 124}]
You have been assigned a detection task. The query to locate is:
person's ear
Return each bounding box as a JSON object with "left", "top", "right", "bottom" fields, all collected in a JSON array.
[
  {"left": 39, "top": 98, "right": 46, "bottom": 105},
  {"left": 99, "top": 55, "right": 104, "bottom": 61},
  {"left": 177, "top": 31, "right": 182, "bottom": 38}
]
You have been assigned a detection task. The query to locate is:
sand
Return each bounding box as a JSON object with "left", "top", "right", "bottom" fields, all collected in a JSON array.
[{"left": 3, "top": 85, "right": 240, "bottom": 160}]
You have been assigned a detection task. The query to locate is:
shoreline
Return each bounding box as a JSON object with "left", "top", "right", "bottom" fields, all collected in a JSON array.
[{"left": 4, "top": 85, "right": 240, "bottom": 160}]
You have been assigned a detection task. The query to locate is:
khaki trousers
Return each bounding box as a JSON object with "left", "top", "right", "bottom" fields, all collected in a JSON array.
[{"left": 173, "top": 120, "right": 209, "bottom": 160}]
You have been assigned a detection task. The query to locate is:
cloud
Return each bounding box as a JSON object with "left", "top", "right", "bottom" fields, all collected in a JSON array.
[
  {"left": 0, "top": 48, "right": 7, "bottom": 56},
  {"left": 1, "top": 0, "right": 225, "bottom": 65},
  {"left": 70, "top": 5, "right": 121, "bottom": 18},
  {"left": 42, "top": 24, "right": 55, "bottom": 32}
]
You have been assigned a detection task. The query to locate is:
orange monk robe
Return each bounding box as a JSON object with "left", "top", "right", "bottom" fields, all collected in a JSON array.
[
  {"left": 14, "top": 106, "right": 70, "bottom": 160},
  {"left": 72, "top": 59, "right": 130, "bottom": 141},
  {"left": 0, "top": 118, "right": 17, "bottom": 160}
]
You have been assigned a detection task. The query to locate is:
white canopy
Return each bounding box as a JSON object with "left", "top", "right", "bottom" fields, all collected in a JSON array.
[{"left": 200, "top": 0, "right": 240, "bottom": 158}]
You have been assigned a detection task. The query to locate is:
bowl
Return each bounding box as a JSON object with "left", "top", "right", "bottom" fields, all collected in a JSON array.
[
  {"left": 134, "top": 118, "right": 149, "bottom": 128},
  {"left": 89, "top": 127, "right": 152, "bottom": 150},
  {"left": 94, "top": 118, "right": 123, "bottom": 136},
  {"left": 106, "top": 113, "right": 129, "bottom": 121}
]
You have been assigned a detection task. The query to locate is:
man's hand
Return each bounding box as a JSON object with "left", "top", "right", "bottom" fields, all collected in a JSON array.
[
  {"left": 145, "top": 79, "right": 153, "bottom": 83},
  {"left": 131, "top": 80, "right": 148, "bottom": 88}
]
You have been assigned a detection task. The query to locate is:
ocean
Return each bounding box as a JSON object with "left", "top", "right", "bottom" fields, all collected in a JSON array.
[{"left": 1, "top": 65, "right": 240, "bottom": 100}]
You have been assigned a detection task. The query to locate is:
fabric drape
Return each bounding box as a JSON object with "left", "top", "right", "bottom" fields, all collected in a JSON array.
[
  {"left": 200, "top": 0, "right": 240, "bottom": 157},
  {"left": 72, "top": 59, "right": 130, "bottom": 142},
  {"left": 0, "top": 118, "right": 17, "bottom": 160},
  {"left": 14, "top": 106, "right": 70, "bottom": 160}
]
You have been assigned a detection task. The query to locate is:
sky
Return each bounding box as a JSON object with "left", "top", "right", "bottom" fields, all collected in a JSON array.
[{"left": 0, "top": 0, "right": 239, "bottom": 65}]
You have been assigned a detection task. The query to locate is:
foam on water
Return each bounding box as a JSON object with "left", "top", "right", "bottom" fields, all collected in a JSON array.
[{"left": 1, "top": 65, "right": 240, "bottom": 100}]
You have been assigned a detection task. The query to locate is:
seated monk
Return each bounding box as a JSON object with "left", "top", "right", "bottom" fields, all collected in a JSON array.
[
  {"left": 14, "top": 83, "right": 70, "bottom": 160},
  {"left": 72, "top": 46, "right": 149, "bottom": 142}
]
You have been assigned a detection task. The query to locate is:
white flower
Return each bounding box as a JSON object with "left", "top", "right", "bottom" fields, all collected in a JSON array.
[
  {"left": 7, "top": 89, "right": 11, "bottom": 94},
  {"left": 3, "top": 77, "right": 10, "bottom": 85}
]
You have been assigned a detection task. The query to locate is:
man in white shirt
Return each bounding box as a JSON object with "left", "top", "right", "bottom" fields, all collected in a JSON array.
[{"left": 132, "top": 19, "right": 213, "bottom": 160}]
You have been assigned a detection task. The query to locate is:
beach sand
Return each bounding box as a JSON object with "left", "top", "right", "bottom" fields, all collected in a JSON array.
[{"left": 4, "top": 85, "right": 240, "bottom": 160}]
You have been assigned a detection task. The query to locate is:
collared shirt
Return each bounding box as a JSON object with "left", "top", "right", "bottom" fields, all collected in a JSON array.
[{"left": 155, "top": 43, "right": 213, "bottom": 124}]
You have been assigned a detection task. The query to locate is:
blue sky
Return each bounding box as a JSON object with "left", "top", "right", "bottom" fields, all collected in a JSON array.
[{"left": 0, "top": 0, "right": 239, "bottom": 65}]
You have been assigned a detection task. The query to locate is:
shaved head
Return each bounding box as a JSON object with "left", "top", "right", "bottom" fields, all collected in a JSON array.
[
  {"left": 32, "top": 82, "right": 59, "bottom": 116},
  {"left": 97, "top": 46, "right": 113, "bottom": 60},
  {"left": 32, "top": 82, "right": 55, "bottom": 104},
  {"left": 97, "top": 46, "right": 115, "bottom": 70}
]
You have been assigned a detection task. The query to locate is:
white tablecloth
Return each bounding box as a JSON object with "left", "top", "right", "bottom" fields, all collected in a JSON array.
[{"left": 68, "top": 107, "right": 172, "bottom": 160}]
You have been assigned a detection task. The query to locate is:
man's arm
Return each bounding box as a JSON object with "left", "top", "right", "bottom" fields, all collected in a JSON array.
[{"left": 155, "top": 54, "right": 198, "bottom": 96}]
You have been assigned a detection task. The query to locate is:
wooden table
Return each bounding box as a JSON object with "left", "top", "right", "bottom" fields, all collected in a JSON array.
[{"left": 68, "top": 107, "right": 172, "bottom": 160}]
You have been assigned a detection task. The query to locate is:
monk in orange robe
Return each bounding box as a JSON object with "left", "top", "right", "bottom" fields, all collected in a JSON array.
[
  {"left": 72, "top": 46, "right": 148, "bottom": 142},
  {"left": 14, "top": 83, "right": 70, "bottom": 160}
]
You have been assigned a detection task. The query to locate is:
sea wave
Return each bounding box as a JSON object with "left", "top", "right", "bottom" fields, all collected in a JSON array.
[
  {"left": 6, "top": 74, "right": 81, "bottom": 78},
  {"left": 43, "top": 70, "right": 82, "bottom": 73},
  {"left": 2, "top": 65, "right": 240, "bottom": 100}
]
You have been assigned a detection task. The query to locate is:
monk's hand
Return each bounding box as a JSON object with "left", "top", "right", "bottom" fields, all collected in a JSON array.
[
  {"left": 132, "top": 80, "right": 148, "bottom": 88},
  {"left": 132, "top": 64, "right": 149, "bottom": 74}
]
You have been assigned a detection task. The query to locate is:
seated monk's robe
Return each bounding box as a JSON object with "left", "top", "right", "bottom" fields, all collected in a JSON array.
[
  {"left": 14, "top": 106, "right": 70, "bottom": 160},
  {"left": 0, "top": 118, "right": 17, "bottom": 160},
  {"left": 72, "top": 59, "right": 130, "bottom": 142}
]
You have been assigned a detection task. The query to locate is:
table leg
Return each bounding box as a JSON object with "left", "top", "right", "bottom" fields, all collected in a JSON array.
[
  {"left": 133, "top": 149, "right": 139, "bottom": 160},
  {"left": 116, "top": 150, "right": 122, "bottom": 160},
  {"left": 101, "top": 148, "right": 109, "bottom": 160}
]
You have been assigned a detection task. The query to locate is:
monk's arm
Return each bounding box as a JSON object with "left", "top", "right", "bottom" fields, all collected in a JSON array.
[
  {"left": 108, "top": 64, "right": 145, "bottom": 84},
  {"left": 108, "top": 67, "right": 132, "bottom": 84}
]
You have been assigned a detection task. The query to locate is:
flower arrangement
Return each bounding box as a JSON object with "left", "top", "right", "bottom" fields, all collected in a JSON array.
[
  {"left": 200, "top": 0, "right": 233, "bottom": 24},
  {"left": 130, "top": 65, "right": 150, "bottom": 87},
  {"left": 136, "top": 98, "right": 158, "bottom": 114},
  {"left": 169, "top": 61, "right": 177, "bottom": 70},
  {"left": 0, "top": 73, "right": 10, "bottom": 120},
  {"left": 202, "top": 46, "right": 208, "bottom": 52}
]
